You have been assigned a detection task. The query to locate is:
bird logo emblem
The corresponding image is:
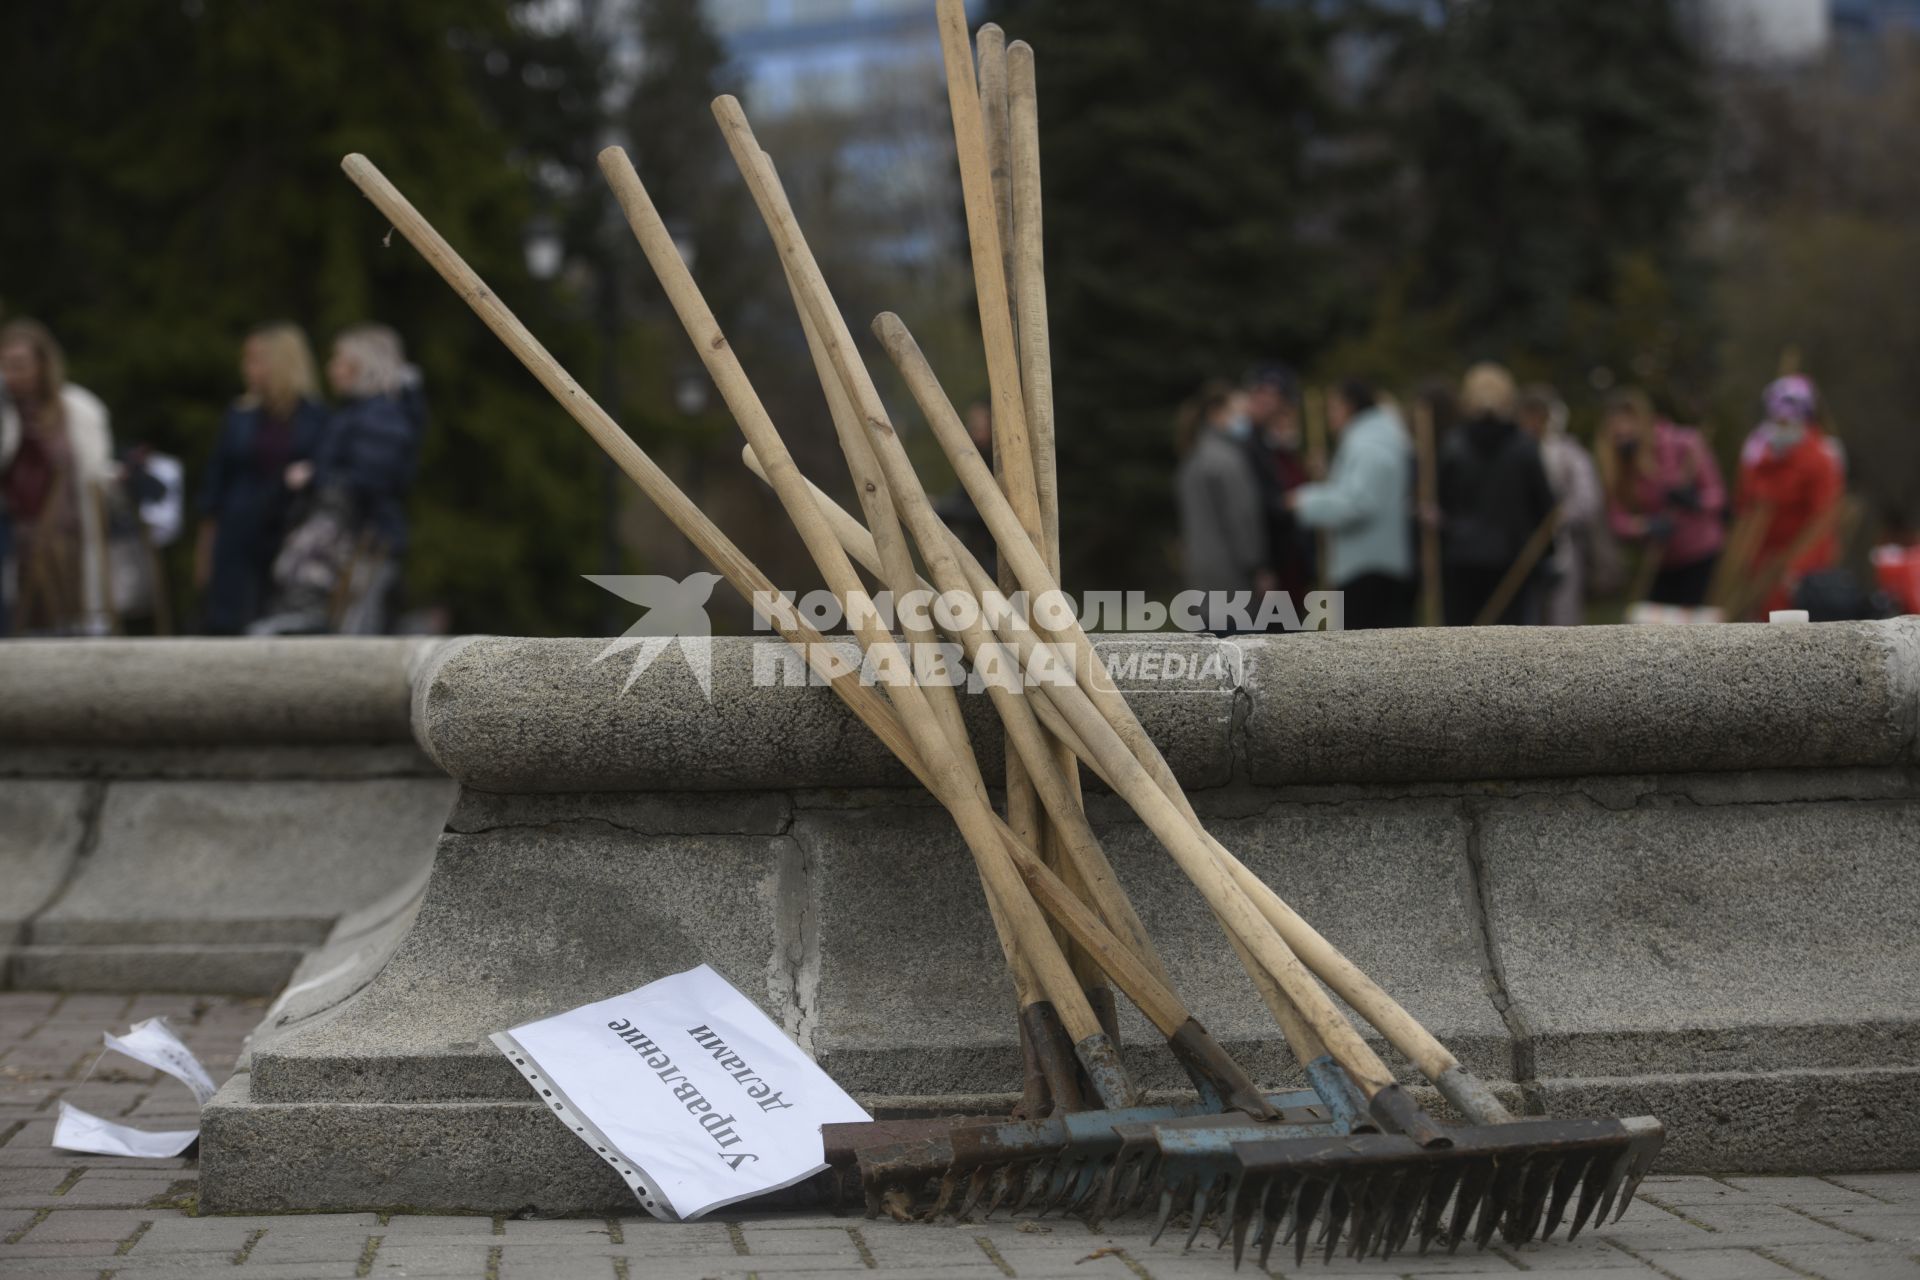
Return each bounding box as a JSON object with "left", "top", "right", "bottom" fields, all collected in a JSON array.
[{"left": 586, "top": 572, "right": 725, "bottom": 701}]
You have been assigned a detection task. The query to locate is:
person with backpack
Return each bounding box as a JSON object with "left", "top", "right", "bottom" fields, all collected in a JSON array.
[
  {"left": 1437, "top": 363, "right": 1556, "bottom": 625},
  {"left": 1597, "top": 387, "right": 1725, "bottom": 608}
]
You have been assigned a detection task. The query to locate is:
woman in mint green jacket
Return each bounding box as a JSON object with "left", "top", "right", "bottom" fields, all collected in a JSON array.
[{"left": 1289, "top": 380, "right": 1415, "bottom": 630}]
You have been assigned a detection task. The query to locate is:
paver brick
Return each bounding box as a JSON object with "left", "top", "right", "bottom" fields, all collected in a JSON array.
[
  {"left": 1829, "top": 1174, "right": 1920, "bottom": 1204},
  {"left": 1638, "top": 1246, "right": 1803, "bottom": 1280},
  {"left": 11, "top": 1206, "right": 153, "bottom": 1242},
  {"left": 1725, "top": 1175, "right": 1891, "bottom": 1207},
  {"left": 1762, "top": 1241, "right": 1920, "bottom": 1280},
  {"left": 739, "top": 1224, "right": 867, "bottom": 1256},
  {"left": 1401, "top": 1271, "right": 1649, "bottom": 1280}
]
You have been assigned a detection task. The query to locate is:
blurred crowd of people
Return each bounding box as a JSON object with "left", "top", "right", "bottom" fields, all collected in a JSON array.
[
  {"left": 0, "top": 319, "right": 425, "bottom": 637},
  {"left": 1174, "top": 359, "right": 1903, "bottom": 631}
]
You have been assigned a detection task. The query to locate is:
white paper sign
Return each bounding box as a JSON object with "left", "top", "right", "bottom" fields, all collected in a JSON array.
[
  {"left": 52, "top": 1103, "right": 198, "bottom": 1158},
  {"left": 51, "top": 1018, "right": 216, "bottom": 1158},
  {"left": 105, "top": 1019, "right": 219, "bottom": 1105},
  {"left": 492, "top": 965, "right": 871, "bottom": 1221}
]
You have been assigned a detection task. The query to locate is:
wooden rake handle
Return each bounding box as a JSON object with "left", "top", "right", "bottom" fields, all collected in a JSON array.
[
  {"left": 1473, "top": 504, "right": 1562, "bottom": 626},
  {"left": 341, "top": 153, "right": 1163, "bottom": 1080}
]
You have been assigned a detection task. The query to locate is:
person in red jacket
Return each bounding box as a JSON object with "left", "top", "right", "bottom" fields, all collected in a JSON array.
[{"left": 1736, "top": 375, "right": 1845, "bottom": 617}]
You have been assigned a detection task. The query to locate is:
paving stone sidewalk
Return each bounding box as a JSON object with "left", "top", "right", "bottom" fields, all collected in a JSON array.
[{"left": 3, "top": 994, "right": 1917, "bottom": 1279}]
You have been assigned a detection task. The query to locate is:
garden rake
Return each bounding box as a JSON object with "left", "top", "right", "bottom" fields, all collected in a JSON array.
[
  {"left": 342, "top": 4, "right": 1665, "bottom": 1259},
  {"left": 713, "top": 9, "right": 1670, "bottom": 1246},
  {"left": 708, "top": 39, "right": 1401, "bottom": 1218},
  {"left": 598, "top": 139, "right": 1352, "bottom": 1192}
]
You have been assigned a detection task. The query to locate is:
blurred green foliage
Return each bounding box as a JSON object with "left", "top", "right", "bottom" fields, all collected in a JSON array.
[
  {"left": 991, "top": 0, "right": 1714, "bottom": 592},
  {"left": 0, "top": 0, "right": 635, "bottom": 632},
  {"left": 30, "top": 0, "right": 1904, "bottom": 619}
]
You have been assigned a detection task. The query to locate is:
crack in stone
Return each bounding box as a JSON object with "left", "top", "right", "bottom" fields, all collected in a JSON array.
[
  {"left": 1458, "top": 797, "right": 1537, "bottom": 1094},
  {"left": 18, "top": 778, "right": 109, "bottom": 955},
  {"left": 770, "top": 832, "right": 819, "bottom": 1057},
  {"left": 447, "top": 814, "right": 790, "bottom": 840}
]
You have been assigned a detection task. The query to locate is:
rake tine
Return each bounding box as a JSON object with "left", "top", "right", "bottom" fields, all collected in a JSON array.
[
  {"left": 1567, "top": 1151, "right": 1614, "bottom": 1240},
  {"left": 1614, "top": 1129, "right": 1663, "bottom": 1222},
  {"left": 1353, "top": 1168, "right": 1397, "bottom": 1257},
  {"left": 1230, "top": 1188, "right": 1255, "bottom": 1269},
  {"left": 1292, "top": 1177, "right": 1327, "bottom": 1266},
  {"left": 1247, "top": 1176, "right": 1284, "bottom": 1263},
  {"left": 1321, "top": 1177, "right": 1353, "bottom": 1263},
  {"left": 1067, "top": 1160, "right": 1108, "bottom": 1216},
  {"left": 1446, "top": 1160, "right": 1493, "bottom": 1253},
  {"left": 1044, "top": 1157, "right": 1090, "bottom": 1217},
  {"left": 1089, "top": 1154, "right": 1130, "bottom": 1223},
  {"left": 1032, "top": 1157, "right": 1071, "bottom": 1216},
  {"left": 923, "top": 1166, "right": 963, "bottom": 1222},
  {"left": 1475, "top": 1158, "right": 1522, "bottom": 1250},
  {"left": 1416, "top": 1163, "right": 1460, "bottom": 1255},
  {"left": 958, "top": 1164, "right": 994, "bottom": 1221},
  {"left": 1508, "top": 1155, "right": 1558, "bottom": 1244},
  {"left": 1213, "top": 1170, "right": 1244, "bottom": 1244},
  {"left": 1149, "top": 1180, "right": 1182, "bottom": 1246},
  {"left": 1381, "top": 1167, "right": 1429, "bottom": 1260},
  {"left": 1543, "top": 1153, "right": 1590, "bottom": 1240},
  {"left": 1120, "top": 1149, "right": 1162, "bottom": 1216},
  {"left": 1340, "top": 1176, "right": 1371, "bottom": 1259},
  {"left": 1181, "top": 1180, "right": 1213, "bottom": 1252},
  {"left": 1592, "top": 1144, "right": 1634, "bottom": 1227},
  {"left": 984, "top": 1164, "right": 1018, "bottom": 1219},
  {"left": 1261, "top": 1178, "right": 1299, "bottom": 1270},
  {"left": 1012, "top": 1158, "right": 1051, "bottom": 1216},
  {"left": 1093, "top": 1127, "right": 1151, "bottom": 1221}
]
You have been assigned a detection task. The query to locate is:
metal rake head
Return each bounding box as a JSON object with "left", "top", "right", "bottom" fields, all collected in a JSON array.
[
  {"left": 829, "top": 1092, "right": 1330, "bottom": 1223},
  {"left": 1222, "top": 1115, "right": 1665, "bottom": 1268}
]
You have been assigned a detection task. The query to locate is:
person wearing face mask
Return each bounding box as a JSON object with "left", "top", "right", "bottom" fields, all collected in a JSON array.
[
  {"left": 1175, "top": 379, "right": 1272, "bottom": 615},
  {"left": 1598, "top": 387, "right": 1725, "bottom": 608},
  {"left": 1735, "top": 375, "right": 1844, "bottom": 617}
]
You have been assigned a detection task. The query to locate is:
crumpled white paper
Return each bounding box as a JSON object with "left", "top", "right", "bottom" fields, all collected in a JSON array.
[
  {"left": 493, "top": 964, "right": 871, "bottom": 1221},
  {"left": 51, "top": 1018, "right": 218, "bottom": 1158}
]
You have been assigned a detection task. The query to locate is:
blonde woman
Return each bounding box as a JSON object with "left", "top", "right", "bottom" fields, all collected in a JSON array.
[
  {"left": 0, "top": 319, "right": 115, "bottom": 634},
  {"left": 264, "top": 324, "right": 424, "bottom": 635},
  {"left": 195, "top": 323, "right": 326, "bottom": 633}
]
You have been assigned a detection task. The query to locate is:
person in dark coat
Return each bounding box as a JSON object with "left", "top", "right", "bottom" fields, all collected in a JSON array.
[
  {"left": 1241, "top": 363, "right": 1315, "bottom": 613},
  {"left": 1438, "top": 362, "right": 1556, "bottom": 625},
  {"left": 195, "top": 324, "right": 327, "bottom": 634}
]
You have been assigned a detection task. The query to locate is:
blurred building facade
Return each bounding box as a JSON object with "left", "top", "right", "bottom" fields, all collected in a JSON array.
[
  {"left": 1687, "top": 0, "right": 1920, "bottom": 63},
  {"left": 705, "top": 0, "right": 942, "bottom": 118},
  {"left": 700, "top": 0, "right": 972, "bottom": 266}
]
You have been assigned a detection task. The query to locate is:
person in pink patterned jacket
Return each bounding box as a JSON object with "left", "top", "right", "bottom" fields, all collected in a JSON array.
[{"left": 1596, "top": 387, "right": 1726, "bottom": 606}]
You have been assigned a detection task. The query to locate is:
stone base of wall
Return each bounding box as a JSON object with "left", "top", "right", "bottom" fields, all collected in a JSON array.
[
  {"left": 201, "top": 762, "right": 1920, "bottom": 1211},
  {"left": 0, "top": 639, "right": 455, "bottom": 993}
]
